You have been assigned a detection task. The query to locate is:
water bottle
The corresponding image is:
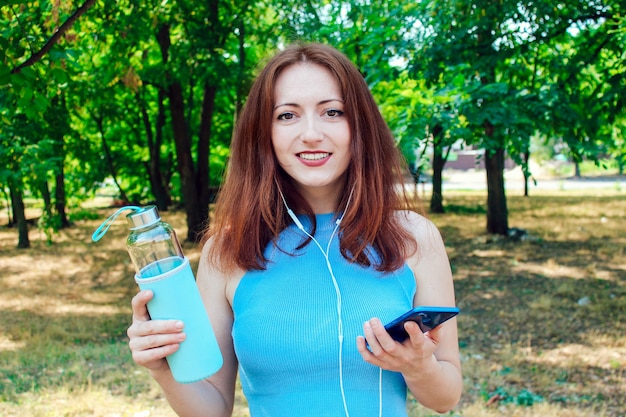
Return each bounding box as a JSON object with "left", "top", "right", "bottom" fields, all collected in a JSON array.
[{"left": 92, "top": 205, "right": 223, "bottom": 383}]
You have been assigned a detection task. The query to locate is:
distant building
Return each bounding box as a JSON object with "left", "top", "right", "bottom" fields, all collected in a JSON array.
[{"left": 444, "top": 148, "right": 516, "bottom": 170}]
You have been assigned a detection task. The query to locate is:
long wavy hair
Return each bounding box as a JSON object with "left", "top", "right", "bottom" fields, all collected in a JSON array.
[{"left": 205, "top": 43, "right": 418, "bottom": 273}]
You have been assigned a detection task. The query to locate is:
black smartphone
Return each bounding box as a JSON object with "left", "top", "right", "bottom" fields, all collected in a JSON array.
[{"left": 384, "top": 306, "right": 460, "bottom": 342}]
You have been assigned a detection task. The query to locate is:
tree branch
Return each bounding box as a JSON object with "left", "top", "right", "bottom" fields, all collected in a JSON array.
[{"left": 11, "top": 0, "right": 97, "bottom": 74}]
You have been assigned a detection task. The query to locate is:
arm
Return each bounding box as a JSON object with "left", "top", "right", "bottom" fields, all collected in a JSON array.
[
  {"left": 356, "top": 211, "right": 462, "bottom": 413},
  {"left": 126, "top": 239, "right": 240, "bottom": 417}
]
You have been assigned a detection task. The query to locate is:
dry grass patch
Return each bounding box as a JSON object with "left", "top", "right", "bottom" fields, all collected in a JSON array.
[
  {"left": 1, "top": 190, "right": 625, "bottom": 416},
  {"left": 441, "top": 191, "right": 626, "bottom": 417}
]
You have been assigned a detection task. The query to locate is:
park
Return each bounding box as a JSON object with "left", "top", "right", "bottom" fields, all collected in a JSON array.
[
  {"left": 1, "top": 168, "right": 624, "bottom": 416},
  {"left": 1, "top": 1, "right": 625, "bottom": 416}
]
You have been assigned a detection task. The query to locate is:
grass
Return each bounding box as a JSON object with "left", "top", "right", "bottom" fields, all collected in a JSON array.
[{"left": 0, "top": 188, "right": 625, "bottom": 417}]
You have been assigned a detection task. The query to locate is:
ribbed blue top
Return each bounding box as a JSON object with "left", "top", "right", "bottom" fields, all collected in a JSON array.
[{"left": 232, "top": 213, "right": 416, "bottom": 417}]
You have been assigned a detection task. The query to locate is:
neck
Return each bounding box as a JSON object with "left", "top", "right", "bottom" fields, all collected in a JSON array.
[{"left": 296, "top": 178, "right": 348, "bottom": 214}]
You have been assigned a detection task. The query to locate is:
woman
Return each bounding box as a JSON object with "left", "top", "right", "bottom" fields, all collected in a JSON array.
[{"left": 127, "top": 43, "right": 462, "bottom": 417}]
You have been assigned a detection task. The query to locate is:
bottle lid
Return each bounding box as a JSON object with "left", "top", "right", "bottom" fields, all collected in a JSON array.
[{"left": 126, "top": 205, "right": 160, "bottom": 230}]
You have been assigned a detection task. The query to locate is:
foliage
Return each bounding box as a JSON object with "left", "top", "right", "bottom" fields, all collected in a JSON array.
[
  {"left": 408, "top": 0, "right": 625, "bottom": 230},
  {"left": 1, "top": 0, "right": 284, "bottom": 242},
  {"left": 483, "top": 385, "right": 545, "bottom": 407},
  {"left": 0, "top": 0, "right": 624, "bottom": 244}
]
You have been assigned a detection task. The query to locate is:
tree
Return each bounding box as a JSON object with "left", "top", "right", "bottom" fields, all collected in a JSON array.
[
  {"left": 3, "top": 0, "right": 281, "bottom": 244},
  {"left": 414, "top": 0, "right": 624, "bottom": 234},
  {"left": 0, "top": 1, "right": 94, "bottom": 246},
  {"left": 544, "top": 7, "right": 626, "bottom": 170},
  {"left": 373, "top": 73, "right": 469, "bottom": 213},
  {"left": 2, "top": 0, "right": 623, "bottom": 247},
  {"left": 93, "top": 0, "right": 277, "bottom": 241}
]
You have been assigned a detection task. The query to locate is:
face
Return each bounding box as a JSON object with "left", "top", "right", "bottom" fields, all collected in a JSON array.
[{"left": 271, "top": 63, "right": 351, "bottom": 206}]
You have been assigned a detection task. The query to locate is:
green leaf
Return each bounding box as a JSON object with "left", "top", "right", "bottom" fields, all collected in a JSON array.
[
  {"left": 50, "top": 67, "right": 68, "bottom": 84},
  {"left": 0, "top": 0, "right": 25, "bottom": 7},
  {"left": 0, "top": 63, "right": 11, "bottom": 86}
]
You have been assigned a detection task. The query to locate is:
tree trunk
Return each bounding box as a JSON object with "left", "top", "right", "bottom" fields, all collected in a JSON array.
[
  {"left": 475, "top": 19, "right": 509, "bottom": 236},
  {"left": 430, "top": 124, "right": 445, "bottom": 213},
  {"left": 1, "top": 187, "right": 12, "bottom": 226},
  {"left": 157, "top": 23, "right": 205, "bottom": 242},
  {"left": 9, "top": 186, "right": 17, "bottom": 227},
  {"left": 94, "top": 114, "right": 131, "bottom": 204},
  {"left": 196, "top": 83, "right": 217, "bottom": 227},
  {"left": 9, "top": 178, "right": 30, "bottom": 248},
  {"left": 155, "top": 88, "right": 172, "bottom": 208},
  {"left": 485, "top": 147, "right": 509, "bottom": 235},
  {"left": 168, "top": 82, "right": 203, "bottom": 242},
  {"left": 139, "top": 88, "right": 171, "bottom": 210},
  {"left": 40, "top": 179, "right": 52, "bottom": 219},
  {"left": 523, "top": 151, "right": 530, "bottom": 197},
  {"left": 54, "top": 169, "right": 70, "bottom": 228},
  {"left": 48, "top": 95, "right": 71, "bottom": 229}
]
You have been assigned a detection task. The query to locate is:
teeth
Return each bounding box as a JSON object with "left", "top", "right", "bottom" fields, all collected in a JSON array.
[{"left": 299, "top": 152, "right": 329, "bottom": 161}]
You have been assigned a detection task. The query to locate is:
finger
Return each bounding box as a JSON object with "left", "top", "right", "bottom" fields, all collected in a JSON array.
[
  {"left": 131, "top": 290, "right": 153, "bottom": 321},
  {"left": 131, "top": 342, "right": 180, "bottom": 368},
  {"left": 356, "top": 335, "right": 372, "bottom": 357},
  {"left": 363, "top": 318, "right": 399, "bottom": 357},
  {"left": 362, "top": 320, "right": 382, "bottom": 354},
  {"left": 356, "top": 334, "right": 383, "bottom": 364},
  {"left": 127, "top": 318, "right": 184, "bottom": 339},
  {"left": 406, "top": 322, "right": 442, "bottom": 360},
  {"left": 423, "top": 322, "right": 444, "bottom": 344},
  {"left": 129, "top": 329, "right": 186, "bottom": 353},
  {"left": 368, "top": 318, "right": 398, "bottom": 352},
  {"left": 405, "top": 321, "right": 426, "bottom": 346}
]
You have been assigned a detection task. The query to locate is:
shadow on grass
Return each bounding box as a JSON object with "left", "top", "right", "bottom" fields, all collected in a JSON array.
[
  {"left": 1, "top": 199, "right": 625, "bottom": 415},
  {"left": 453, "top": 236, "right": 625, "bottom": 350},
  {"left": 450, "top": 233, "right": 625, "bottom": 415}
]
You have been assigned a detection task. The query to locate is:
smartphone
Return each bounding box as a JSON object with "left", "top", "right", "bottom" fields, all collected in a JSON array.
[{"left": 385, "top": 306, "right": 460, "bottom": 342}]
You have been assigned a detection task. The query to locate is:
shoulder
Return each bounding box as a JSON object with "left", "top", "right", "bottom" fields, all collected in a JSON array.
[
  {"left": 394, "top": 210, "right": 444, "bottom": 245},
  {"left": 393, "top": 210, "right": 448, "bottom": 273},
  {"left": 197, "top": 237, "right": 246, "bottom": 307}
]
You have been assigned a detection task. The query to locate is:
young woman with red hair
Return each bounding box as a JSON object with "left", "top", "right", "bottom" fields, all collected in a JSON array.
[{"left": 127, "top": 43, "right": 461, "bottom": 417}]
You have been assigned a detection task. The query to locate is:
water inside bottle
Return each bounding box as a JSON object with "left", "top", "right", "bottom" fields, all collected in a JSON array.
[{"left": 139, "top": 256, "right": 184, "bottom": 278}]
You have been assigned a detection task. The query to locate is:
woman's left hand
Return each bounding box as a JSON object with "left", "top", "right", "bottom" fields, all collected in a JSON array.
[{"left": 356, "top": 318, "right": 442, "bottom": 375}]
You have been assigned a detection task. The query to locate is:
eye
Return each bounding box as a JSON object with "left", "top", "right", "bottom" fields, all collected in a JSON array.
[
  {"left": 277, "top": 112, "right": 295, "bottom": 121},
  {"left": 325, "top": 109, "right": 344, "bottom": 118}
]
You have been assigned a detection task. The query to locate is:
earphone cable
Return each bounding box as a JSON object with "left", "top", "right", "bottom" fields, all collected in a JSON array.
[{"left": 279, "top": 186, "right": 383, "bottom": 417}]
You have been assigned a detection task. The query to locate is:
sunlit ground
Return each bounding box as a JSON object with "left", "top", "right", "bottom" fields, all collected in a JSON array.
[{"left": 1, "top": 183, "right": 624, "bottom": 416}]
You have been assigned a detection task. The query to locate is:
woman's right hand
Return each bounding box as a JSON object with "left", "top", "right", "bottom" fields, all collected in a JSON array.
[{"left": 127, "top": 290, "right": 186, "bottom": 374}]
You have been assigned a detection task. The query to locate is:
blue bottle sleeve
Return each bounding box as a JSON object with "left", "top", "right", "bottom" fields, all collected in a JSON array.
[{"left": 135, "top": 257, "right": 223, "bottom": 383}]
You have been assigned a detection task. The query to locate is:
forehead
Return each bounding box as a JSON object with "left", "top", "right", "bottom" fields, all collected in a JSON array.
[{"left": 273, "top": 63, "right": 342, "bottom": 103}]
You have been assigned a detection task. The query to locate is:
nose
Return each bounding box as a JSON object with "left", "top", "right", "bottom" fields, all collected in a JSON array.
[{"left": 300, "top": 116, "right": 323, "bottom": 143}]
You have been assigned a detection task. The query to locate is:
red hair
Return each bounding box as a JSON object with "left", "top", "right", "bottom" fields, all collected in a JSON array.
[{"left": 205, "top": 43, "right": 417, "bottom": 273}]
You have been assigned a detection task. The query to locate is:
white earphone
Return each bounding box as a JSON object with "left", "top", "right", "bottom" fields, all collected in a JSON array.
[{"left": 279, "top": 187, "right": 383, "bottom": 417}]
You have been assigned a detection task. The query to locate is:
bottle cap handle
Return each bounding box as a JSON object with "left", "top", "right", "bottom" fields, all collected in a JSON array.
[{"left": 92, "top": 206, "right": 142, "bottom": 242}]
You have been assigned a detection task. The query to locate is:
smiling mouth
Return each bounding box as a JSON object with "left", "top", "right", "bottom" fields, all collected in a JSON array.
[{"left": 298, "top": 152, "right": 330, "bottom": 161}]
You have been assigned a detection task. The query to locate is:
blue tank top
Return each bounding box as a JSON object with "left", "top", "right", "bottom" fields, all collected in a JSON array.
[{"left": 232, "top": 213, "right": 416, "bottom": 417}]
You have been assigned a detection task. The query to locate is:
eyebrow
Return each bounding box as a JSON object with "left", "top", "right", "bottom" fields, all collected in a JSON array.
[{"left": 273, "top": 98, "right": 344, "bottom": 111}]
